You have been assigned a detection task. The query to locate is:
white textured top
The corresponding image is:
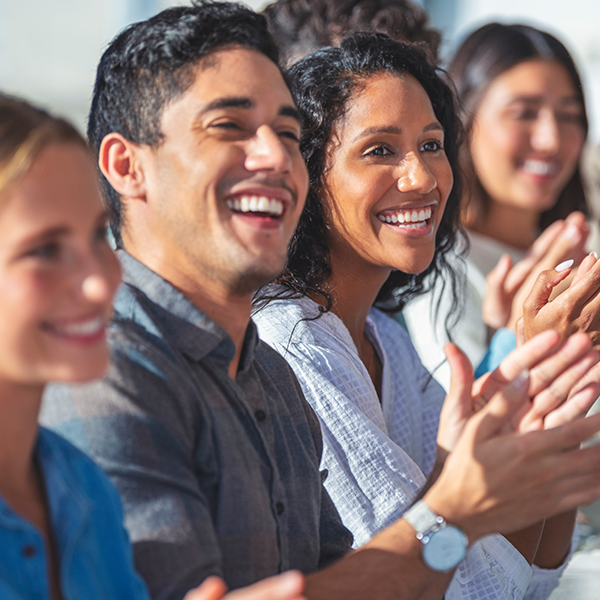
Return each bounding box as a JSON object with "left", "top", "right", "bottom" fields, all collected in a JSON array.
[
  {"left": 253, "top": 291, "right": 569, "bottom": 600},
  {"left": 404, "top": 230, "right": 527, "bottom": 392}
]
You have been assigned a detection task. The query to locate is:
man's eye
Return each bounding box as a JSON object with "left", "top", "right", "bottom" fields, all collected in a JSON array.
[{"left": 211, "top": 121, "right": 242, "bottom": 131}]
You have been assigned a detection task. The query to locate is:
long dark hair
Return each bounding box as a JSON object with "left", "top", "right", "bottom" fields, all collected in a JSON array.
[
  {"left": 450, "top": 23, "right": 589, "bottom": 230},
  {"left": 256, "top": 33, "right": 465, "bottom": 320}
]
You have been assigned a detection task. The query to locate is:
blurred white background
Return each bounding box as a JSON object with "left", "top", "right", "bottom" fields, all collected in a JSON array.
[{"left": 1, "top": 0, "right": 599, "bottom": 140}]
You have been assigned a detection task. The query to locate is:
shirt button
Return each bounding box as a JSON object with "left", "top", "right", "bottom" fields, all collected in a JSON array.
[
  {"left": 276, "top": 502, "right": 285, "bottom": 515},
  {"left": 22, "top": 544, "right": 37, "bottom": 558},
  {"left": 255, "top": 409, "right": 266, "bottom": 422}
]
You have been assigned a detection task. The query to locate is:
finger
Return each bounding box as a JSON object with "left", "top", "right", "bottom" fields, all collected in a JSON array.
[
  {"left": 522, "top": 263, "right": 573, "bottom": 315},
  {"left": 473, "top": 370, "right": 530, "bottom": 442},
  {"left": 445, "top": 343, "right": 474, "bottom": 399},
  {"left": 486, "top": 254, "right": 512, "bottom": 289},
  {"left": 505, "top": 221, "right": 565, "bottom": 291},
  {"left": 226, "top": 572, "right": 305, "bottom": 600},
  {"left": 185, "top": 577, "right": 228, "bottom": 600},
  {"left": 475, "top": 330, "right": 562, "bottom": 403},
  {"left": 521, "top": 349, "right": 599, "bottom": 430},
  {"left": 535, "top": 410, "right": 600, "bottom": 454},
  {"left": 516, "top": 318, "right": 525, "bottom": 347},
  {"left": 561, "top": 254, "right": 600, "bottom": 309},
  {"left": 572, "top": 252, "right": 598, "bottom": 286},
  {"left": 529, "top": 333, "right": 593, "bottom": 397},
  {"left": 544, "top": 382, "right": 600, "bottom": 429}
]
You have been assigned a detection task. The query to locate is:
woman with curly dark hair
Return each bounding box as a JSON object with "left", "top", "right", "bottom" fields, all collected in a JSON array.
[{"left": 253, "top": 34, "right": 594, "bottom": 599}]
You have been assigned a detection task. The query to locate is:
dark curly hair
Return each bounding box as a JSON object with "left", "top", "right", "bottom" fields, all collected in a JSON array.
[
  {"left": 87, "top": 0, "right": 281, "bottom": 246},
  {"left": 262, "top": 0, "right": 441, "bottom": 66},
  {"left": 450, "top": 23, "right": 589, "bottom": 231},
  {"left": 256, "top": 33, "right": 465, "bottom": 321}
]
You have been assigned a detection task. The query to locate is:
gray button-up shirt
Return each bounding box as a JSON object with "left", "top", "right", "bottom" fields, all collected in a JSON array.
[{"left": 40, "top": 252, "right": 352, "bottom": 600}]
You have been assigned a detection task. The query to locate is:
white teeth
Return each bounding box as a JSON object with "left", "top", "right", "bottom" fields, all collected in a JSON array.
[
  {"left": 226, "top": 195, "right": 285, "bottom": 217},
  {"left": 377, "top": 206, "right": 432, "bottom": 227},
  {"left": 55, "top": 316, "right": 104, "bottom": 336},
  {"left": 523, "top": 160, "right": 557, "bottom": 176}
]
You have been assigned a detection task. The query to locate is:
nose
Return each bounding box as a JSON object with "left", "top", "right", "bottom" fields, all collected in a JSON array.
[
  {"left": 396, "top": 153, "right": 437, "bottom": 194},
  {"left": 244, "top": 125, "right": 292, "bottom": 174},
  {"left": 531, "top": 109, "right": 560, "bottom": 154},
  {"left": 81, "top": 273, "right": 113, "bottom": 303}
]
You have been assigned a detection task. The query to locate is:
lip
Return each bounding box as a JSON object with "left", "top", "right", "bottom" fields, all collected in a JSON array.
[{"left": 41, "top": 313, "right": 108, "bottom": 346}]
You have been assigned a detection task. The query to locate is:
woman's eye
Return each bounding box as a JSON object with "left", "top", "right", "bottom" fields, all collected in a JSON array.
[
  {"left": 279, "top": 130, "right": 301, "bottom": 143},
  {"left": 365, "top": 145, "right": 392, "bottom": 157},
  {"left": 28, "top": 242, "right": 60, "bottom": 260},
  {"left": 557, "top": 111, "right": 583, "bottom": 125},
  {"left": 422, "top": 140, "right": 444, "bottom": 153}
]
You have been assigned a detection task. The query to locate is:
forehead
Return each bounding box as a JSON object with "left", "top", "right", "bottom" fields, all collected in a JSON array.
[
  {"left": 169, "top": 47, "right": 294, "bottom": 116},
  {"left": 483, "top": 59, "right": 579, "bottom": 104},
  {"left": 338, "top": 73, "right": 437, "bottom": 135},
  {"left": 0, "top": 144, "right": 101, "bottom": 240}
]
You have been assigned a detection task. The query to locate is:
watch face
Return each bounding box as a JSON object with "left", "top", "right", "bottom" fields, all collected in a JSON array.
[{"left": 422, "top": 526, "right": 468, "bottom": 572}]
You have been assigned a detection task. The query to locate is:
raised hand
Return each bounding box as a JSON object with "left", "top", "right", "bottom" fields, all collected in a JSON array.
[
  {"left": 482, "top": 212, "right": 589, "bottom": 331},
  {"left": 522, "top": 252, "right": 600, "bottom": 350},
  {"left": 426, "top": 369, "right": 600, "bottom": 543}
]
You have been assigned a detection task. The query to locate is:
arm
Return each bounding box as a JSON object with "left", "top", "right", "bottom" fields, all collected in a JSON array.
[{"left": 305, "top": 357, "right": 600, "bottom": 600}]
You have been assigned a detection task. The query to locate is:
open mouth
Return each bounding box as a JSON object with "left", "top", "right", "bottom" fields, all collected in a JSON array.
[
  {"left": 377, "top": 205, "right": 433, "bottom": 229},
  {"left": 42, "top": 315, "right": 107, "bottom": 343},
  {"left": 521, "top": 159, "right": 558, "bottom": 178},
  {"left": 226, "top": 195, "right": 285, "bottom": 219}
]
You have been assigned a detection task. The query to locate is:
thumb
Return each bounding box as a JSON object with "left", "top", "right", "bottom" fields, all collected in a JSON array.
[
  {"left": 446, "top": 343, "right": 474, "bottom": 399},
  {"left": 184, "top": 577, "right": 228, "bottom": 600},
  {"left": 473, "top": 369, "right": 530, "bottom": 442}
]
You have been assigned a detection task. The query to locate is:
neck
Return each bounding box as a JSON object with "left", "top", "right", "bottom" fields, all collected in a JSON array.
[
  {"left": 468, "top": 201, "right": 540, "bottom": 250},
  {"left": 327, "top": 250, "right": 391, "bottom": 354},
  {"left": 0, "top": 381, "right": 43, "bottom": 496},
  {"left": 124, "top": 241, "right": 252, "bottom": 380}
]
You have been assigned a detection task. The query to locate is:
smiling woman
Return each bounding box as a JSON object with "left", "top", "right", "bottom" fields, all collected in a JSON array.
[
  {"left": 253, "top": 33, "right": 582, "bottom": 599},
  {"left": 403, "top": 23, "right": 591, "bottom": 388}
]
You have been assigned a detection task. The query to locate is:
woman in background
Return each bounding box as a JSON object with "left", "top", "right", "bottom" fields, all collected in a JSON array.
[
  {"left": 403, "top": 23, "right": 592, "bottom": 389},
  {"left": 254, "top": 34, "right": 600, "bottom": 600},
  {"left": 0, "top": 95, "right": 305, "bottom": 600}
]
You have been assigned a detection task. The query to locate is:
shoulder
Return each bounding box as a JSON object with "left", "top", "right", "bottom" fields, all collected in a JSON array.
[{"left": 38, "top": 428, "right": 123, "bottom": 506}]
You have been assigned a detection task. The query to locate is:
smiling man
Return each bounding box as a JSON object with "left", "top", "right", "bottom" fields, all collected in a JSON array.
[{"left": 39, "top": 3, "right": 600, "bottom": 600}]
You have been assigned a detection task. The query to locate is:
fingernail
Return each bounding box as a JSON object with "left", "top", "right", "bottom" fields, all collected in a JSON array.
[
  {"left": 562, "top": 223, "right": 580, "bottom": 242},
  {"left": 591, "top": 252, "right": 599, "bottom": 260},
  {"left": 556, "top": 259, "right": 574, "bottom": 272},
  {"left": 509, "top": 369, "right": 530, "bottom": 392}
]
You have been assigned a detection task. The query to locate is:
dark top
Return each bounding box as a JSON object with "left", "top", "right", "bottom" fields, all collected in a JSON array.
[{"left": 40, "top": 251, "right": 352, "bottom": 600}]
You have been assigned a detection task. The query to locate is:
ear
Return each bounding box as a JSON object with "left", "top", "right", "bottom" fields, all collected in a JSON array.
[{"left": 98, "top": 133, "right": 148, "bottom": 201}]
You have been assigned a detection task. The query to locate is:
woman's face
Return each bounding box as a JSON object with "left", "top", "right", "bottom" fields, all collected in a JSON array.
[
  {"left": 0, "top": 142, "right": 121, "bottom": 386},
  {"left": 322, "top": 73, "right": 453, "bottom": 277},
  {"left": 469, "top": 59, "right": 585, "bottom": 214}
]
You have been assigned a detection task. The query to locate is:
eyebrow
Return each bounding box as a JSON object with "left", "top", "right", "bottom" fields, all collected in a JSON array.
[
  {"left": 507, "top": 95, "right": 582, "bottom": 106},
  {"left": 352, "top": 122, "right": 443, "bottom": 143},
  {"left": 195, "top": 96, "right": 302, "bottom": 124}
]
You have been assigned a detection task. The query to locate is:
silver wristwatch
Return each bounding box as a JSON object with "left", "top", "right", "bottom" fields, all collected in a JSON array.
[{"left": 404, "top": 500, "right": 468, "bottom": 572}]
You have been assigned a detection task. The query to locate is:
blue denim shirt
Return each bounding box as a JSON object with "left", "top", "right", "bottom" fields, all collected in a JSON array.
[
  {"left": 41, "top": 252, "right": 352, "bottom": 600},
  {"left": 0, "top": 427, "right": 149, "bottom": 600}
]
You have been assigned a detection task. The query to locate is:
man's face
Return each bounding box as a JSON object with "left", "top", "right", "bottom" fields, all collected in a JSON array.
[{"left": 134, "top": 47, "right": 308, "bottom": 296}]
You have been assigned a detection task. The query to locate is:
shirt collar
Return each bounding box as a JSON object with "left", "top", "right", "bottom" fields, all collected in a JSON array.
[{"left": 115, "top": 251, "right": 259, "bottom": 370}]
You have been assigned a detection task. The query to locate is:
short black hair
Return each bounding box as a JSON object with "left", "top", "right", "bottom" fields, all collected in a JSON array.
[
  {"left": 256, "top": 33, "right": 465, "bottom": 322},
  {"left": 262, "top": 0, "right": 441, "bottom": 65},
  {"left": 88, "top": 0, "right": 281, "bottom": 246},
  {"left": 450, "top": 23, "right": 589, "bottom": 230}
]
